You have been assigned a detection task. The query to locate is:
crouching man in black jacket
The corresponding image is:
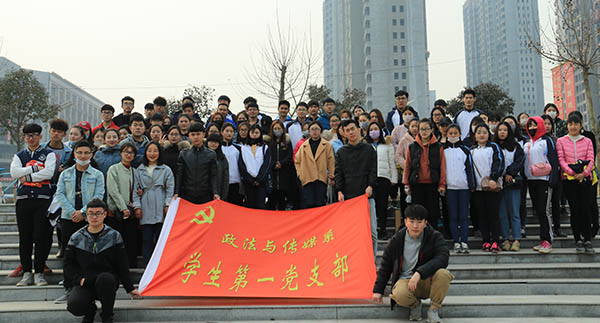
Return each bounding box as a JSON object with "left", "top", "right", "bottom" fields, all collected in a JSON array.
[
  {"left": 372, "top": 204, "right": 453, "bottom": 323},
  {"left": 64, "top": 199, "right": 140, "bottom": 323}
]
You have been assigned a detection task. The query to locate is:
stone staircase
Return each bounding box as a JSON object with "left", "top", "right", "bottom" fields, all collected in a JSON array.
[{"left": 0, "top": 201, "right": 599, "bottom": 322}]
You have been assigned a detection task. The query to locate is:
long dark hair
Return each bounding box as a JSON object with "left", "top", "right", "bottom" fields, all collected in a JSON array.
[
  {"left": 247, "top": 124, "right": 264, "bottom": 146},
  {"left": 206, "top": 134, "right": 225, "bottom": 160},
  {"left": 268, "top": 120, "right": 286, "bottom": 147},
  {"left": 369, "top": 109, "right": 386, "bottom": 129},
  {"left": 492, "top": 121, "right": 517, "bottom": 151},
  {"left": 501, "top": 115, "right": 522, "bottom": 140},
  {"left": 364, "top": 121, "right": 386, "bottom": 144},
  {"left": 236, "top": 122, "right": 250, "bottom": 144},
  {"left": 142, "top": 141, "right": 164, "bottom": 166}
]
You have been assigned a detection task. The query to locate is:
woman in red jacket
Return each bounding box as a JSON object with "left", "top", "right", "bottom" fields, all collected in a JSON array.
[{"left": 556, "top": 114, "right": 596, "bottom": 254}]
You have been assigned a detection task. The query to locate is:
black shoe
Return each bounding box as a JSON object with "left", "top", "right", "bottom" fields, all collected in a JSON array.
[
  {"left": 584, "top": 241, "right": 595, "bottom": 254},
  {"left": 555, "top": 229, "right": 567, "bottom": 238},
  {"left": 81, "top": 304, "right": 96, "bottom": 323},
  {"left": 101, "top": 312, "right": 114, "bottom": 323},
  {"left": 576, "top": 241, "right": 585, "bottom": 253}
]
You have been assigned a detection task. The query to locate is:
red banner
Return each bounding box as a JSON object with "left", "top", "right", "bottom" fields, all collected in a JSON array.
[{"left": 139, "top": 195, "right": 376, "bottom": 299}]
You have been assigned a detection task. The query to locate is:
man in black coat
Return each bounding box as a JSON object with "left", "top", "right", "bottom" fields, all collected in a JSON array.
[
  {"left": 65, "top": 199, "right": 140, "bottom": 323},
  {"left": 372, "top": 204, "right": 453, "bottom": 323}
]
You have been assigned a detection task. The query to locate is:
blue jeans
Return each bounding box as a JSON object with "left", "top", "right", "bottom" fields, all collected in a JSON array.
[
  {"left": 141, "top": 223, "right": 163, "bottom": 267},
  {"left": 499, "top": 189, "right": 522, "bottom": 240},
  {"left": 446, "top": 189, "right": 470, "bottom": 243}
]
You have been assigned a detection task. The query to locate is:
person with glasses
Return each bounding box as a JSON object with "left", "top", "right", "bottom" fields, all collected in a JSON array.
[
  {"left": 403, "top": 118, "right": 447, "bottom": 232},
  {"left": 113, "top": 96, "right": 135, "bottom": 127},
  {"left": 106, "top": 143, "right": 139, "bottom": 268},
  {"left": 10, "top": 123, "right": 57, "bottom": 287},
  {"left": 92, "top": 104, "right": 119, "bottom": 134},
  {"left": 65, "top": 198, "right": 140, "bottom": 323}
]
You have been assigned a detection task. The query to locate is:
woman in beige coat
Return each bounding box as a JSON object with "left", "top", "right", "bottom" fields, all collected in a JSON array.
[{"left": 294, "top": 121, "right": 335, "bottom": 209}]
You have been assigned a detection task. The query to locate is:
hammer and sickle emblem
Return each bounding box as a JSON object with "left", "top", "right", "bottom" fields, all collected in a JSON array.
[{"left": 190, "top": 206, "right": 215, "bottom": 225}]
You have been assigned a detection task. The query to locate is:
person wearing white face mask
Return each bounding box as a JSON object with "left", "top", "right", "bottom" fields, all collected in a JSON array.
[
  {"left": 56, "top": 140, "right": 105, "bottom": 263},
  {"left": 543, "top": 103, "right": 568, "bottom": 138}
]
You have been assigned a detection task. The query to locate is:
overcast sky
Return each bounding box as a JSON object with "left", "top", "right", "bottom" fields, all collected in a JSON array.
[{"left": 0, "top": 0, "right": 555, "bottom": 116}]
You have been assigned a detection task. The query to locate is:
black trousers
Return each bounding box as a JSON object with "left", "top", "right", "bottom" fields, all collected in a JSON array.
[
  {"left": 528, "top": 180, "right": 553, "bottom": 242},
  {"left": 519, "top": 180, "right": 528, "bottom": 229},
  {"left": 266, "top": 189, "right": 288, "bottom": 210},
  {"left": 550, "top": 180, "right": 563, "bottom": 231},
  {"left": 301, "top": 181, "right": 327, "bottom": 209},
  {"left": 472, "top": 190, "right": 502, "bottom": 244},
  {"left": 112, "top": 216, "right": 139, "bottom": 268},
  {"left": 410, "top": 183, "right": 440, "bottom": 230},
  {"left": 226, "top": 183, "right": 244, "bottom": 206},
  {"left": 564, "top": 180, "right": 593, "bottom": 242},
  {"left": 16, "top": 199, "right": 51, "bottom": 273},
  {"left": 67, "top": 272, "right": 119, "bottom": 321},
  {"left": 61, "top": 219, "right": 87, "bottom": 255},
  {"left": 591, "top": 183, "right": 599, "bottom": 237},
  {"left": 244, "top": 183, "right": 268, "bottom": 209},
  {"left": 374, "top": 177, "right": 391, "bottom": 233}
]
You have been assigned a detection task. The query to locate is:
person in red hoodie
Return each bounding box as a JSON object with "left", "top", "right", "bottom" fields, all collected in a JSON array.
[
  {"left": 556, "top": 113, "right": 596, "bottom": 254},
  {"left": 403, "top": 118, "right": 447, "bottom": 231}
]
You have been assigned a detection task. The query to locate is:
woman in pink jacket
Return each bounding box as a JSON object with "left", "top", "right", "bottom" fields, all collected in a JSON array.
[{"left": 556, "top": 114, "right": 596, "bottom": 254}]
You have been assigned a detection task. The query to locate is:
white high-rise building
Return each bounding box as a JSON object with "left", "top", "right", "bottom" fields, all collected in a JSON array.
[
  {"left": 323, "top": 0, "right": 430, "bottom": 116},
  {"left": 463, "top": 0, "right": 544, "bottom": 116}
]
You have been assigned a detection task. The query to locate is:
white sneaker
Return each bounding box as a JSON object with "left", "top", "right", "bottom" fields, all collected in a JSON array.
[
  {"left": 409, "top": 299, "right": 422, "bottom": 321},
  {"left": 34, "top": 273, "right": 47, "bottom": 286},
  {"left": 427, "top": 309, "right": 443, "bottom": 323},
  {"left": 461, "top": 242, "right": 470, "bottom": 254},
  {"left": 453, "top": 243, "right": 461, "bottom": 253},
  {"left": 16, "top": 272, "right": 33, "bottom": 286}
]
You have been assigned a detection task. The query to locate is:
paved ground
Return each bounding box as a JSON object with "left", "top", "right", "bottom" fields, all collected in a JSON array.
[{"left": 124, "top": 320, "right": 600, "bottom": 323}]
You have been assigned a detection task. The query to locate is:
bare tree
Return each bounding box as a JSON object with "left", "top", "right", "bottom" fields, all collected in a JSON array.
[
  {"left": 526, "top": 0, "right": 600, "bottom": 133},
  {"left": 244, "top": 11, "right": 320, "bottom": 115}
]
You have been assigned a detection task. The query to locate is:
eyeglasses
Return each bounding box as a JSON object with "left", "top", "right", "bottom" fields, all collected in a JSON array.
[
  {"left": 122, "top": 151, "right": 135, "bottom": 156},
  {"left": 86, "top": 212, "right": 105, "bottom": 218},
  {"left": 24, "top": 133, "right": 40, "bottom": 139},
  {"left": 419, "top": 128, "right": 432, "bottom": 132}
]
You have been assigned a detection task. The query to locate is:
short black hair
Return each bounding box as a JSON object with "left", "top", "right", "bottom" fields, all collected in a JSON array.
[
  {"left": 217, "top": 102, "right": 229, "bottom": 109},
  {"left": 402, "top": 106, "right": 418, "bottom": 116},
  {"left": 488, "top": 113, "right": 501, "bottom": 122},
  {"left": 308, "top": 120, "right": 323, "bottom": 132},
  {"left": 405, "top": 204, "right": 428, "bottom": 221},
  {"left": 73, "top": 140, "right": 93, "bottom": 152},
  {"left": 86, "top": 198, "right": 107, "bottom": 212},
  {"left": 189, "top": 122, "right": 205, "bottom": 133},
  {"left": 121, "top": 96, "right": 134, "bottom": 104},
  {"left": 129, "top": 112, "right": 145, "bottom": 126},
  {"left": 182, "top": 95, "right": 195, "bottom": 103},
  {"left": 104, "top": 128, "right": 119, "bottom": 139},
  {"left": 462, "top": 89, "right": 476, "bottom": 98},
  {"left": 439, "top": 116, "right": 452, "bottom": 126},
  {"left": 178, "top": 114, "right": 191, "bottom": 122},
  {"left": 246, "top": 102, "right": 259, "bottom": 110},
  {"left": 119, "top": 125, "right": 131, "bottom": 134},
  {"left": 341, "top": 119, "right": 359, "bottom": 130},
  {"left": 323, "top": 98, "right": 336, "bottom": 105},
  {"left": 278, "top": 100, "right": 291, "bottom": 108},
  {"left": 206, "top": 133, "right": 222, "bottom": 143},
  {"left": 120, "top": 142, "right": 138, "bottom": 155},
  {"left": 307, "top": 100, "right": 319, "bottom": 108},
  {"left": 543, "top": 103, "right": 559, "bottom": 114},
  {"left": 100, "top": 104, "right": 115, "bottom": 113},
  {"left": 567, "top": 113, "right": 582, "bottom": 124},
  {"left": 23, "top": 123, "right": 42, "bottom": 134},
  {"left": 568, "top": 110, "right": 583, "bottom": 120},
  {"left": 148, "top": 124, "right": 164, "bottom": 134},
  {"left": 296, "top": 102, "right": 308, "bottom": 109},
  {"left": 49, "top": 119, "right": 69, "bottom": 132},
  {"left": 434, "top": 99, "right": 447, "bottom": 107},
  {"left": 150, "top": 112, "right": 164, "bottom": 122},
  {"left": 144, "top": 103, "right": 154, "bottom": 111},
  {"left": 142, "top": 141, "right": 164, "bottom": 166},
  {"left": 243, "top": 96, "right": 257, "bottom": 105},
  {"left": 167, "top": 125, "right": 182, "bottom": 136},
  {"left": 218, "top": 95, "right": 231, "bottom": 104},
  {"left": 182, "top": 102, "right": 194, "bottom": 110},
  {"left": 153, "top": 96, "right": 167, "bottom": 107},
  {"left": 395, "top": 90, "right": 409, "bottom": 98}
]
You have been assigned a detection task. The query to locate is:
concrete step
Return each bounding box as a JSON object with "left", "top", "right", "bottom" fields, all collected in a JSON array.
[
  {"left": 1, "top": 295, "right": 600, "bottom": 322},
  {"left": 446, "top": 248, "right": 600, "bottom": 264},
  {"left": 0, "top": 232, "right": 59, "bottom": 244},
  {"left": 3, "top": 278, "right": 599, "bottom": 302},
  {"left": 0, "top": 255, "right": 146, "bottom": 271},
  {"left": 377, "top": 236, "right": 599, "bottom": 249},
  {"left": 0, "top": 243, "right": 59, "bottom": 256},
  {"left": 0, "top": 269, "right": 143, "bottom": 286}
]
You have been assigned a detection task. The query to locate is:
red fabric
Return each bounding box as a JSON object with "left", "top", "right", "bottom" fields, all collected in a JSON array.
[
  {"left": 92, "top": 121, "right": 119, "bottom": 134},
  {"left": 139, "top": 195, "right": 376, "bottom": 298}
]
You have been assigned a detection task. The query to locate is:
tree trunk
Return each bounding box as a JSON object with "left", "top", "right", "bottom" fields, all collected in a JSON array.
[
  {"left": 581, "top": 67, "right": 598, "bottom": 134},
  {"left": 278, "top": 66, "right": 287, "bottom": 102}
]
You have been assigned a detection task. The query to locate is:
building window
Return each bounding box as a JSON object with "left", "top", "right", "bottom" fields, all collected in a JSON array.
[
  {"left": 395, "top": 86, "right": 399, "bottom": 92},
  {"left": 392, "top": 5, "right": 396, "bottom": 12},
  {"left": 400, "top": 5, "right": 405, "bottom": 12},
  {"left": 400, "top": 19, "right": 405, "bottom": 26},
  {"left": 367, "top": 87, "right": 372, "bottom": 96},
  {"left": 367, "top": 74, "right": 372, "bottom": 82},
  {"left": 366, "top": 46, "right": 371, "bottom": 55},
  {"left": 401, "top": 59, "right": 406, "bottom": 66},
  {"left": 402, "top": 72, "right": 407, "bottom": 80},
  {"left": 394, "top": 59, "right": 398, "bottom": 66},
  {"left": 366, "top": 33, "right": 371, "bottom": 41},
  {"left": 366, "top": 60, "right": 371, "bottom": 68},
  {"left": 392, "top": 19, "right": 397, "bottom": 26},
  {"left": 365, "top": 6, "right": 370, "bottom": 16},
  {"left": 394, "top": 72, "right": 399, "bottom": 80},
  {"left": 393, "top": 45, "right": 398, "bottom": 53},
  {"left": 400, "top": 32, "right": 405, "bottom": 39},
  {"left": 393, "top": 32, "right": 397, "bottom": 39},
  {"left": 402, "top": 86, "right": 407, "bottom": 91},
  {"left": 401, "top": 45, "right": 406, "bottom": 53},
  {"left": 365, "top": 20, "right": 370, "bottom": 28}
]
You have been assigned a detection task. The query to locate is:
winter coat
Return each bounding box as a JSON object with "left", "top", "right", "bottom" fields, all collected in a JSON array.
[
  {"left": 373, "top": 226, "right": 449, "bottom": 296},
  {"left": 162, "top": 140, "right": 191, "bottom": 181},
  {"left": 557, "top": 135, "right": 595, "bottom": 179},
  {"left": 295, "top": 138, "right": 335, "bottom": 187},
  {"left": 372, "top": 136, "right": 398, "bottom": 184},
  {"left": 239, "top": 144, "right": 272, "bottom": 186},
  {"left": 391, "top": 125, "right": 409, "bottom": 151},
  {"left": 215, "top": 156, "right": 230, "bottom": 200},
  {"left": 470, "top": 142, "right": 505, "bottom": 191},
  {"left": 56, "top": 165, "right": 105, "bottom": 219},
  {"left": 64, "top": 224, "right": 134, "bottom": 291},
  {"left": 443, "top": 141, "right": 476, "bottom": 190},
  {"left": 222, "top": 141, "right": 241, "bottom": 184},
  {"left": 334, "top": 142, "right": 377, "bottom": 199},
  {"left": 132, "top": 164, "right": 174, "bottom": 225},
  {"left": 266, "top": 134, "right": 295, "bottom": 191},
  {"left": 175, "top": 145, "right": 218, "bottom": 202},
  {"left": 395, "top": 132, "right": 415, "bottom": 169},
  {"left": 403, "top": 135, "right": 447, "bottom": 188},
  {"left": 93, "top": 144, "right": 122, "bottom": 178},
  {"left": 106, "top": 162, "right": 134, "bottom": 213},
  {"left": 523, "top": 116, "right": 560, "bottom": 187},
  {"left": 454, "top": 108, "right": 482, "bottom": 140}
]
